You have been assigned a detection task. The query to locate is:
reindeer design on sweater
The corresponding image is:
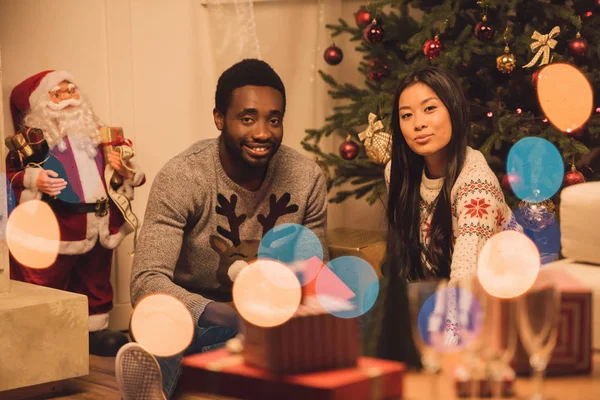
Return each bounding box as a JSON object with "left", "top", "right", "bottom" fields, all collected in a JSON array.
[{"left": 209, "top": 192, "right": 299, "bottom": 288}]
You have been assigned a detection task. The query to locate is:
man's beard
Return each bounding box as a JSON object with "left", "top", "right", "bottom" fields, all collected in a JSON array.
[
  {"left": 23, "top": 97, "right": 102, "bottom": 156},
  {"left": 222, "top": 123, "right": 279, "bottom": 169}
]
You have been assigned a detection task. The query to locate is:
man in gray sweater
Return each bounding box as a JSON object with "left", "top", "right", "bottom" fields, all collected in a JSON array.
[{"left": 115, "top": 59, "right": 329, "bottom": 399}]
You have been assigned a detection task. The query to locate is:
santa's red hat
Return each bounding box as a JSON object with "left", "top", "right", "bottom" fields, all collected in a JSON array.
[{"left": 10, "top": 70, "right": 76, "bottom": 132}]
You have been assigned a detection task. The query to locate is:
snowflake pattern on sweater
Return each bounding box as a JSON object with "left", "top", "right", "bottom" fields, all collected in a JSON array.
[{"left": 385, "top": 146, "right": 521, "bottom": 286}]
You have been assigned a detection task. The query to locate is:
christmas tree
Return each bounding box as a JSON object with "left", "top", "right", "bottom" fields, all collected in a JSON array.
[{"left": 302, "top": 0, "right": 599, "bottom": 211}]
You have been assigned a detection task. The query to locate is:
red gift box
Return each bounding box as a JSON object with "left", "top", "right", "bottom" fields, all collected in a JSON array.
[
  {"left": 243, "top": 296, "right": 360, "bottom": 374},
  {"left": 180, "top": 349, "right": 405, "bottom": 400},
  {"left": 507, "top": 269, "right": 593, "bottom": 376}
]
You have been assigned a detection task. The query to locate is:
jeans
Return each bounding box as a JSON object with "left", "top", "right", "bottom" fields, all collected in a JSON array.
[{"left": 156, "top": 325, "right": 238, "bottom": 399}]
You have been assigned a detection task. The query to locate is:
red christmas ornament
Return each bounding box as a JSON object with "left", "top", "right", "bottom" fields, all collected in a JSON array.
[
  {"left": 563, "top": 165, "right": 586, "bottom": 187},
  {"left": 339, "top": 136, "right": 359, "bottom": 160},
  {"left": 363, "top": 20, "right": 384, "bottom": 44},
  {"left": 324, "top": 44, "right": 343, "bottom": 66},
  {"left": 569, "top": 33, "right": 588, "bottom": 57},
  {"left": 532, "top": 69, "right": 541, "bottom": 85},
  {"left": 423, "top": 36, "right": 443, "bottom": 60},
  {"left": 567, "top": 126, "right": 585, "bottom": 139},
  {"left": 474, "top": 15, "right": 494, "bottom": 42},
  {"left": 501, "top": 173, "right": 521, "bottom": 194},
  {"left": 367, "top": 58, "right": 390, "bottom": 82},
  {"left": 596, "top": 0, "right": 600, "bottom": 8},
  {"left": 355, "top": 9, "right": 372, "bottom": 27}
]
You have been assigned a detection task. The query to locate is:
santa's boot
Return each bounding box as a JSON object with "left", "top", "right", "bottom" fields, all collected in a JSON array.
[{"left": 89, "top": 313, "right": 130, "bottom": 357}]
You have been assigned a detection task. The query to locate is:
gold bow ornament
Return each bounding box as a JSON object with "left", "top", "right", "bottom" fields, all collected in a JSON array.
[
  {"left": 358, "top": 113, "right": 392, "bottom": 165},
  {"left": 522, "top": 26, "right": 560, "bottom": 69}
]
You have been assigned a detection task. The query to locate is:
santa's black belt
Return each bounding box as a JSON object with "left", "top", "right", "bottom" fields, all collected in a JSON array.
[{"left": 45, "top": 196, "right": 110, "bottom": 217}]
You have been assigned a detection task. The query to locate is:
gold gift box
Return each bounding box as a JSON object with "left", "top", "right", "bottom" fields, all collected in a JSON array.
[
  {"left": 327, "top": 228, "right": 387, "bottom": 277},
  {"left": 100, "top": 126, "right": 125, "bottom": 186}
]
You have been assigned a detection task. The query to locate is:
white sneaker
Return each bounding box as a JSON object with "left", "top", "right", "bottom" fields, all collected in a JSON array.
[{"left": 115, "top": 342, "right": 166, "bottom": 400}]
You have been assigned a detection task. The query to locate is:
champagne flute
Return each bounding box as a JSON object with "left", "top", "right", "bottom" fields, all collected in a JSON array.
[
  {"left": 458, "top": 277, "right": 489, "bottom": 399},
  {"left": 487, "top": 297, "right": 518, "bottom": 399},
  {"left": 516, "top": 271, "right": 561, "bottom": 400},
  {"left": 407, "top": 279, "right": 449, "bottom": 400}
]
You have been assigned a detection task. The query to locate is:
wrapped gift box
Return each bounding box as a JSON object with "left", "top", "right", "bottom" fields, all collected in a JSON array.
[
  {"left": 328, "top": 228, "right": 386, "bottom": 277},
  {"left": 180, "top": 348, "right": 405, "bottom": 400},
  {"left": 506, "top": 269, "right": 593, "bottom": 376},
  {"left": 243, "top": 296, "right": 360, "bottom": 374}
]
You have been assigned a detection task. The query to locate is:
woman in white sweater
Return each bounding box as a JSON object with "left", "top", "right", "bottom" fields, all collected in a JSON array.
[
  {"left": 384, "top": 66, "right": 520, "bottom": 287},
  {"left": 373, "top": 67, "right": 522, "bottom": 354}
]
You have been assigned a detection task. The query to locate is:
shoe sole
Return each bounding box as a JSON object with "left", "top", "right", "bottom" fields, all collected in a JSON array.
[{"left": 115, "top": 342, "right": 166, "bottom": 400}]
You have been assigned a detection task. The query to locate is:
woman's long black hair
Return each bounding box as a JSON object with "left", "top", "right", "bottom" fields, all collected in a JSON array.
[{"left": 385, "top": 66, "right": 470, "bottom": 282}]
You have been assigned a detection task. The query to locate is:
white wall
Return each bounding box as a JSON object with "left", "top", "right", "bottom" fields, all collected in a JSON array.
[
  {"left": 0, "top": 0, "right": 387, "bottom": 233},
  {"left": 0, "top": 0, "right": 387, "bottom": 325}
]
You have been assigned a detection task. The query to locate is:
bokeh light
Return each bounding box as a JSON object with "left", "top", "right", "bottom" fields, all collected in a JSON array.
[
  {"left": 1, "top": 173, "right": 16, "bottom": 240},
  {"left": 417, "top": 287, "right": 483, "bottom": 353},
  {"left": 233, "top": 260, "right": 301, "bottom": 328},
  {"left": 130, "top": 294, "right": 194, "bottom": 357},
  {"left": 315, "top": 256, "right": 379, "bottom": 319},
  {"left": 258, "top": 223, "right": 324, "bottom": 286},
  {"left": 6, "top": 200, "right": 60, "bottom": 269},
  {"left": 477, "top": 231, "right": 540, "bottom": 299},
  {"left": 506, "top": 137, "right": 564, "bottom": 201},
  {"left": 537, "top": 63, "right": 593, "bottom": 132}
]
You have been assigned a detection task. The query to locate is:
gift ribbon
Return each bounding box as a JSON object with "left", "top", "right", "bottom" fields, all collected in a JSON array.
[
  {"left": 522, "top": 26, "right": 560, "bottom": 69},
  {"left": 102, "top": 133, "right": 133, "bottom": 148},
  {"left": 206, "top": 354, "right": 244, "bottom": 372},
  {"left": 361, "top": 365, "right": 384, "bottom": 400},
  {"left": 102, "top": 131, "right": 136, "bottom": 174},
  {"left": 358, "top": 113, "right": 384, "bottom": 142}
]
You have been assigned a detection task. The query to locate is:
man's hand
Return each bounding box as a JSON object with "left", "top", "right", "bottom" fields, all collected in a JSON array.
[
  {"left": 36, "top": 170, "right": 67, "bottom": 196},
  {"left": 107, "top": 150, "right": 134, "bottom": 180}
]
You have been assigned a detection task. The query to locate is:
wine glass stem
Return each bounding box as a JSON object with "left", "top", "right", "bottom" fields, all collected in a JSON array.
[
  {"left": 492, "top": 379, "right": 502, "bottom": 400},
  {"left": 429, "top": 369, "right": 440, "bottom": 400},
  {"left": 533, "top": 367, "right": 546, "bottom": 399}
]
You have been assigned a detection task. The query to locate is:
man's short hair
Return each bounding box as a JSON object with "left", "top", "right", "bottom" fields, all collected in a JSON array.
[{"left": 215, "top": 59, "right": 286, "bottom": 115}]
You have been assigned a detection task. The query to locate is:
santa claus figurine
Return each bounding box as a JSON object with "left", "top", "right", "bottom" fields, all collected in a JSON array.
[{"left": 6, "top": 70, "right": 145, "bottom": 357}]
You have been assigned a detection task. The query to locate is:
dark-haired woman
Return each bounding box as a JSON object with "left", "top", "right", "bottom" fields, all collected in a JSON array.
[{"left": 380, "top": 67, "right": 521, "bottom": 351}]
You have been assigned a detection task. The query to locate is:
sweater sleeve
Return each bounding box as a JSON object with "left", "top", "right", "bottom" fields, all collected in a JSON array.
[
  {"left": 449, "top": 171, "right": 507, "bottom": 287},
  {"left": 303, "top": 163, "right": 329, "bottom": 262},
  {"left": 440, "top": 168, "right": 507, "bottom": 345},
  {"left": 130, "top": 157, "right": 213, "bottom": 325}
]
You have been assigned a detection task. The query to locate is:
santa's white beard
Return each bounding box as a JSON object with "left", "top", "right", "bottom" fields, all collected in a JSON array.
[{"left": 23, "top": 97, "right": 102, "bottom": 157}]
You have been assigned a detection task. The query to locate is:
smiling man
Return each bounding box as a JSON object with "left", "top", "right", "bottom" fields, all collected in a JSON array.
[{"left": 116, "top": 59, "right": 329, "bottom": 400}]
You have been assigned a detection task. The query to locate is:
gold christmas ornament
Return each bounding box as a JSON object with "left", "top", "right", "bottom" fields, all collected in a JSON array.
[
  {"left": 358, "top": 113, "right": 392, "bottom": 165},
  {"left": 522, "top": 26, "right": 560, "bottom": 69},
  {"left": 496, "top": 45, "right": 517, "bottom": 74}
]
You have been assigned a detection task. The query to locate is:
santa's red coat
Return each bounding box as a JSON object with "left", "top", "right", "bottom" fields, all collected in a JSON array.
[{"left": 6, "top": 135, "right": 145, "bottom": 255}]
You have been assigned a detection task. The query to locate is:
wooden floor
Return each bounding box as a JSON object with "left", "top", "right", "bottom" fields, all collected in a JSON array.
[
  {"left": 1, "top": 355, "right": 230, "bottom": 400},
  {"left": 5, "top": 352, "right": 599, "bottom": 399}
]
